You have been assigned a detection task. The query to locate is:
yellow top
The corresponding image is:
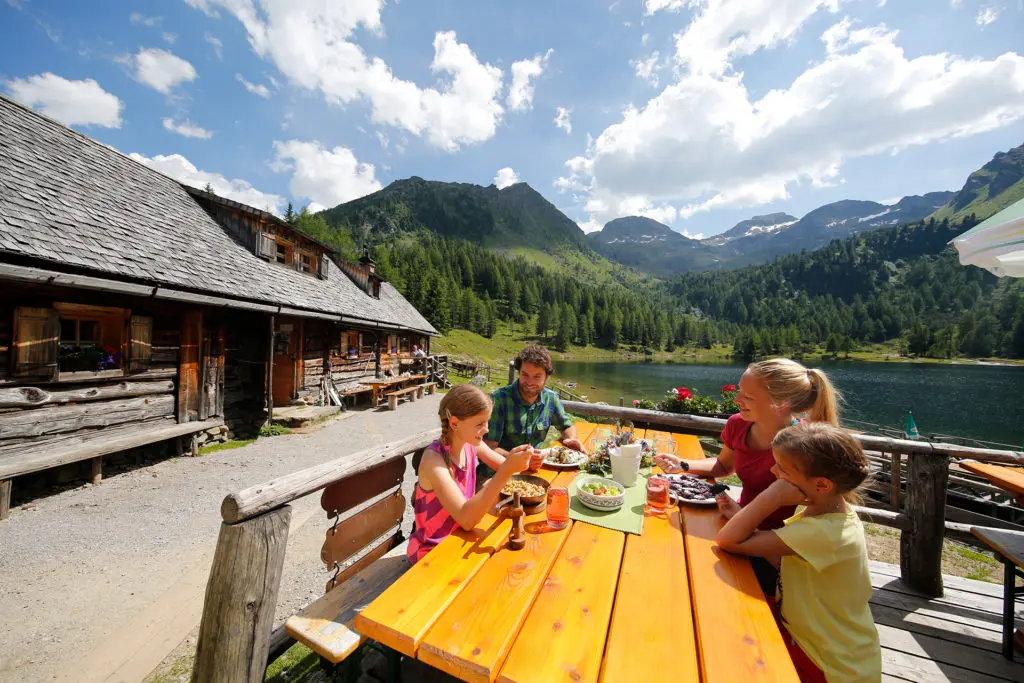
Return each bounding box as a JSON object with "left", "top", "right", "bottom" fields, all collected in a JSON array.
[{"left": 774, "top": 511, "right": 881, "bottom": 683}]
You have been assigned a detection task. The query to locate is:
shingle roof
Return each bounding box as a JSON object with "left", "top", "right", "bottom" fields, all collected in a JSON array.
[{"left": 0, "top": 95, "right": 437, "bottom": 336}]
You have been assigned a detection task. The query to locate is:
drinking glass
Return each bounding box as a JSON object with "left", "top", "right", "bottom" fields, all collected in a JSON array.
[
  {"left": 646, "top": 476, "right": 671, "bottom": 512},
  {"left": 546, "top": 487, "right": 570, "bottom": 529}
]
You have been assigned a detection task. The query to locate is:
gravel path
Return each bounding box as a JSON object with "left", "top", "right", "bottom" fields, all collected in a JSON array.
[{"left": 0, "top": 398, "right": 441, "bottom": 683}]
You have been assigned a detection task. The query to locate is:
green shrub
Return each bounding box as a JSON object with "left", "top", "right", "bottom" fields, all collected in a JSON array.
[{"left": 259, "top": 424, "right": 291, "bottom": 437}]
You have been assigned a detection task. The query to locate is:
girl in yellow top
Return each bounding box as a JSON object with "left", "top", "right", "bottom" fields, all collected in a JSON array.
[{"left": 717, "top": 422, "right": 881, "bottom": 683}]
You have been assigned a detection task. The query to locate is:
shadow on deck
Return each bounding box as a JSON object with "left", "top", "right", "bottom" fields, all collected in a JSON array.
[{"left": 871, "top": 561, "right": 1023, "bottom": 681}]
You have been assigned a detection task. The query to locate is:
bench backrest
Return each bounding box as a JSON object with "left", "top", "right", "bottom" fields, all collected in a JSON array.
[{"left": 319, "top": 454, "right": 418, "bottom": 592}]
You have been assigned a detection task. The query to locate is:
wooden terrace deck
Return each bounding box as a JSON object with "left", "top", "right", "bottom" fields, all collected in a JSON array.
[{"left": 870, "top": 561, "right": 1023, "bottom": 682}]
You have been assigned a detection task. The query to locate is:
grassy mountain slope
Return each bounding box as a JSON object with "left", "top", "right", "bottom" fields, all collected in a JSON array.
[{"left": 930, "top": 142, "right": 1024, "bottom": 222}]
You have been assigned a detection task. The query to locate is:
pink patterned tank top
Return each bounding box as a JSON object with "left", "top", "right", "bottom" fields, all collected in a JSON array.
[{"left": 407, "top": 440, "right": 478, "bottom": 565}]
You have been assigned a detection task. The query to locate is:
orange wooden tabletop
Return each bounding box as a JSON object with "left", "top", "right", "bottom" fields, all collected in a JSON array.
[
  {"left": 357, "top": 425, "right": 797, "bottom": 682},
  {"left": 959, "top": 461, "right": 1024, "bottom": 497}
]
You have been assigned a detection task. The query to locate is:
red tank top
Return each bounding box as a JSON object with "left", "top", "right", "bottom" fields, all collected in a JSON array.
[{"left": 721, "top": 413, "right": 796, "bottom": 531}]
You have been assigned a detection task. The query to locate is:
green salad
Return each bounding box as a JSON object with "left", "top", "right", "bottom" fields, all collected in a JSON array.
[{"left": 581, "top": 481, "right": 622, "bottom": 497}]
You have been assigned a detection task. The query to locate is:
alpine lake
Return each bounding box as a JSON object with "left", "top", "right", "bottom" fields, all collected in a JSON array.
[{"left": 555, "top": 359, "right": 1024, "bottom": 448}]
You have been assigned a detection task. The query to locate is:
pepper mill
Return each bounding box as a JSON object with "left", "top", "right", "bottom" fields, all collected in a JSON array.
[{"left": 508, "top": 491, "right": 526, "bottom": 551}]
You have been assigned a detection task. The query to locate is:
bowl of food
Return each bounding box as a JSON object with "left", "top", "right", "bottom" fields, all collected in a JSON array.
[
  {"left": 574, "top": 476, "right": 626, "bottom": 511},
  {"left": 497, "top": 474, "right": 549, "bottom": 507}
]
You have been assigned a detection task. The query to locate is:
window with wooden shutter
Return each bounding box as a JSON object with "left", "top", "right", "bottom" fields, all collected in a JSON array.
[
  {"left": 129, "top": 315, "right": 153, "bottom": 373},
  {"left": 13, "top": 307, "right": 59, "bottom": 379},
  {"left": 318, "top": 256, "right": 330, "bottom": 280},
  {"left": 258, "top": 232, "right": 276, "bottom": 260}
]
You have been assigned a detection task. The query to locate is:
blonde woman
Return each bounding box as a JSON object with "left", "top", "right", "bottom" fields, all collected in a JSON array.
[{"left": 654, "top": 358, "right": 841, "bottom": 594}]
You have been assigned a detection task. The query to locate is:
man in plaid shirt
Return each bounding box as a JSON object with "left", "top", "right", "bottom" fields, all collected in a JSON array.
[{"left": 482, "top": 345, "right": 586, "bottom": 478}]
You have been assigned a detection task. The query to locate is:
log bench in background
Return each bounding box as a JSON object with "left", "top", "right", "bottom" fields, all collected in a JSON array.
[
  {"left": 0, "top": 378, "right": 223, "bottom": 519},
  {"left": 385, "top": 387, "right": 419, "bottom": 411}
]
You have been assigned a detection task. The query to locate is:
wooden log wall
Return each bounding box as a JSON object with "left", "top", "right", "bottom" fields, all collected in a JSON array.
[{"left": 0, "top": 303, "right": 11, "bottom": 383}]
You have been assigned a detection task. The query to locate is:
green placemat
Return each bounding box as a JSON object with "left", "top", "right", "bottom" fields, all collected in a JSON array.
[{"left": 568, "top": 473, "right": 648, "bottom": 536}]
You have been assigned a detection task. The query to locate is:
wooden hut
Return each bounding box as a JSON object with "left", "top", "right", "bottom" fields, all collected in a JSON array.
[{"left": 0, "top": 94, "right": 437, "bottom": 517}]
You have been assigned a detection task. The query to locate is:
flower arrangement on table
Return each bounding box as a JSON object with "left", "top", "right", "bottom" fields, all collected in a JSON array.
[{"left": 583, "top": 423, "right": 656, "bottom": 476}]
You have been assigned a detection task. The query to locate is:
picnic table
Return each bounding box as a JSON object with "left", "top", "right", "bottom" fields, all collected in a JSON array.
[
  {"left": 364, "top": 374, "right": 428, "bottom": 407},
  {"left": 355, "top": 421, "right": 798, "bottom": 682},
  {"left": 960, "top": 461, "right": 1024, "bottom": 498}
]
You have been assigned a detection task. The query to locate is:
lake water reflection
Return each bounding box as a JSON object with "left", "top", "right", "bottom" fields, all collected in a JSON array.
[{"left": 556, "top": 360, "right": 1024, "bottom": 447}]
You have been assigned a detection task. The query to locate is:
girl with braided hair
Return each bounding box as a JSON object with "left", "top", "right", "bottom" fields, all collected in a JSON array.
[
  {"left": 716, "top": 422, "right": 880, "bottom": 683},
  {"left": 408, "top": 384, "right": 534, "bottom": 565}
]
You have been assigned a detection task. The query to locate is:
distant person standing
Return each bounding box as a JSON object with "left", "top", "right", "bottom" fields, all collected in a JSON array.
[
  {"left": 412, "top": 345, "right": 427, "bottom": 358},
  {"left": 482, "top": 344, "right": 585, "bottom": 479}
]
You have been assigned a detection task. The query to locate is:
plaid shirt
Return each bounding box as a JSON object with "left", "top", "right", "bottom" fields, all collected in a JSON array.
[{"left": 487, "top": 380, "right": 574, "bottom": 452}]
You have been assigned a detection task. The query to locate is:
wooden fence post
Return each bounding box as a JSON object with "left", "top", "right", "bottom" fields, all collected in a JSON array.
[
  {"left": 508, "top": 361, "right": 515, "bottom": 386},
  {"left": 0, "top": 479, "right": 11, "bottom": 519},
  {"left": 192, "top": 505, "right": 291, "bottom": 682},
  {"left": 899, "top": 453, "right": 948, "bottom": 597}
]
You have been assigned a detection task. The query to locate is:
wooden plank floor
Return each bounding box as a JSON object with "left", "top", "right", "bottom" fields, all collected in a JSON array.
[{"left": 870, "top": 561, "right": 1023, "bottom": 682}]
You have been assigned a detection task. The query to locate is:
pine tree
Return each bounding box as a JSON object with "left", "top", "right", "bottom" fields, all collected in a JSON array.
[{"left": 284, "top": 202, "right": 295, "bottom": 223}]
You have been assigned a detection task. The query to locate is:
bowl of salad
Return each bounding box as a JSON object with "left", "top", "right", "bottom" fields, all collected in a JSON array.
[{"left": 575, "top": 476, "right": 626, "bottom": 511}]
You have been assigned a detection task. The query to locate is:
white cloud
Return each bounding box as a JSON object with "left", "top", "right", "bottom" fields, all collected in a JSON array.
[
  {"left": 271, "top": 139, "right": 382, "bottom": 209},
  {"left": 976, "top": 6, "right": 1000, "bottom": 25},
  {"left": 129, "top": 152, "right": 285, "bottom": 214},
  {"left": 632, "top": 52, "right": 661, "bottom": 86},
  {"left": 204, "top": 32, "right": 223, "bottom": 59},
  {"left": 5, "top": 73, "right": 123, "bottom": 128},
  {"left": 183, "top": 1, "right": 509, "bottom": 151},
  {"left": 674, "top": 0, "right": 840, "bottom": 76},
  {"left": 236, "top": 73, "right": 271, "bottom": 97},
  {"left": 507, "top": 49, "right": 552, "bottom": 111},
  {"left": 131, "top": 48, "right": 198, "bottom": 94},
  {"left": 130, "top": 12, "right": 160, "bottom": 27},
  {"left": 494, "top": 167, "right": 520, "bottom": 189},
  {"left": 162, "top": 117, "right": 214, "bottom": 139},
  {"left": 560, "top": 5, "right": 1024, "bottom": 228},
  {"left": 163, "top": 32, "right": 178, "bottom": 44},
  {"left": 644, "top": 0, "right": 686, "bottom": 14},
  {"left": 554, "top": 106, "right": 572, "bottom": 134}
]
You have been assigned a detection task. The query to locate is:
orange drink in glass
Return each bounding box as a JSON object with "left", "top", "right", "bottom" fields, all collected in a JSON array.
[
  {"left": 546, "top": 487, "right": 570, "bottom": 529},
  {"left": 646, "top": 476, "right": 670, "bottom": 511}
]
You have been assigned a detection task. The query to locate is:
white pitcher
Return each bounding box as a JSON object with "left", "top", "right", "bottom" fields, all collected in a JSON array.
[{"left": 610, "top": 443, "right": 643, "bottom": 487}]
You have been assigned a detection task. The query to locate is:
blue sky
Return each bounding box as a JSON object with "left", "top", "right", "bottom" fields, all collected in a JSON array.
[{"left": 2, "top": 0, "right": 1024, "bottom": 239}]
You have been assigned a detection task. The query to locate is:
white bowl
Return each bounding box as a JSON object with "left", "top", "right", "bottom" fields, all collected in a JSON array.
[{"left": 575, "top": 476, "right": 626, "bottom": 511}]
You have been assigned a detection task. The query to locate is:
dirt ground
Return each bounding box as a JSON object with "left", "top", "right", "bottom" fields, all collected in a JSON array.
[{"left": 0, "top": 398, "right": 439, "bottom": 683}]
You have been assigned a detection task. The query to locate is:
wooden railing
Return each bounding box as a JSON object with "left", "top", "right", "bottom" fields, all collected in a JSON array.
[
  {"left": 191, "top": 429, "right": 439, "bottom": 683},
  {"left": 563, "top": 401, "right": 1023, "bottom": 598}
]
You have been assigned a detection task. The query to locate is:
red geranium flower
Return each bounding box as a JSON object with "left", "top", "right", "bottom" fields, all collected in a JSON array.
[
  {"left": 676, "top": 387, "right": 693, "bottom": 400},
  {"left": 722, "top": 384, "right": 737, "bottom": 393},
  {"left": 632, "top": 399, "right": 640, "bottom": 407}
]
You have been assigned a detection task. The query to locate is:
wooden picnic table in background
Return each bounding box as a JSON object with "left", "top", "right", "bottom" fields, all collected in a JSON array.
[
  {"left": 960, "top": 461, "right": 1024, "bottom": 497},
  {"left": 364, "top": 374, "right": 428, "bottom": 406},
  {"left": 355, "top": 421, "right": 797, "bottom": 682}
]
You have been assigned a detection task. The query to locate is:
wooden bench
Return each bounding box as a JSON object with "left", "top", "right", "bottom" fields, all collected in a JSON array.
[
  {"left": 414, "top": 382, "right": 436, "bottom": 399},
  {"left": 285, "top": 456, "right": 412, "bottom": 673},
  {"left": 385, "top": 386, "right": 419, "bottom": 411},
  {"left": 0, "top": 417, "right": 222, "bottom": 520},
  {"left": 971, "top": 526, "right": 1024, "bottom": 659}
]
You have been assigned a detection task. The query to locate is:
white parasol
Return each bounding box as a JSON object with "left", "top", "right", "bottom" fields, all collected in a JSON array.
[{"left": 951, "top": 196, "right": 1024, "bottom": 277}]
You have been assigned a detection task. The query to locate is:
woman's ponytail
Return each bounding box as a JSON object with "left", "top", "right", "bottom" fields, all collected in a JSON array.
[{"left": 806, "top": 368, "right": 840, "bottom": 426}]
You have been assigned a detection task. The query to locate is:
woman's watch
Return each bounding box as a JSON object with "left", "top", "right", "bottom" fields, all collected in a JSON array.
[{"left": 679, "top": 461, "right": 689, "bottom": 472}]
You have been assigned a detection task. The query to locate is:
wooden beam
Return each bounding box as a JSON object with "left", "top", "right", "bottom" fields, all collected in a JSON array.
[
  {"left": 90, "top": 457, "right": 101, "bottom": 484},
  {"left": 0, "top": 394, "right": 175, "bottom": 439},
  {"left": 192, "top": 505, "right": 291, "bottom": 683},
  {"left": 266, "top": 315, "right": 274, "bottom": 425},
  {"left": 562, "top": 401, "right": 1024, "bottom": 464},
  {"left": 221, "top": 429, "right": 439, "bottom": 523},
  {"left": 178, "top": 310, "right": 202, "bottom": 423},
  {"left": 890, "top": 452, "right": 901, "bottom": 511},
  {"left": 900, "top": 453, "right": 950, "bottom": 597},
  {"left": 0, "top": 380, "right": 175, "bottom": 408}
]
